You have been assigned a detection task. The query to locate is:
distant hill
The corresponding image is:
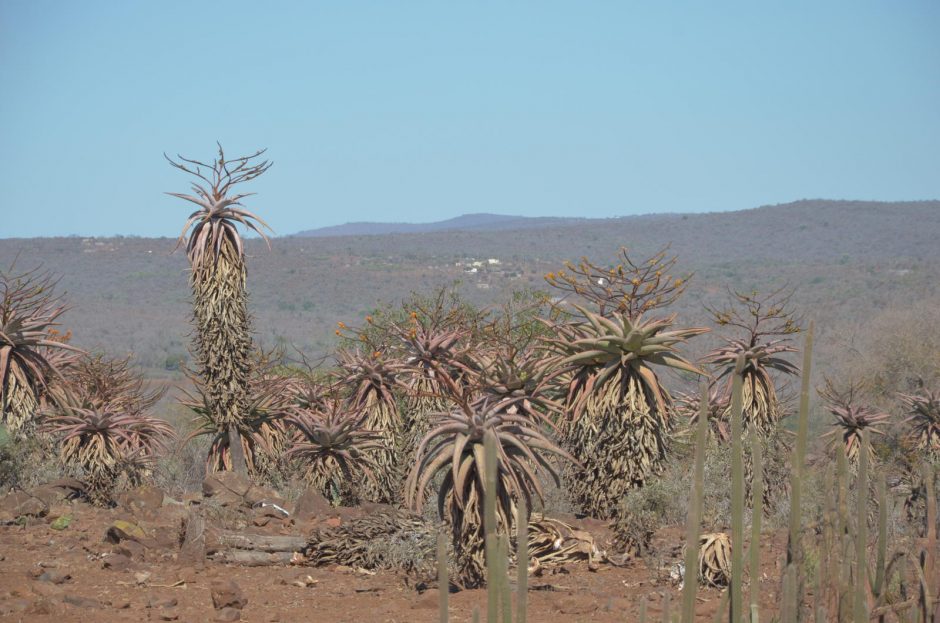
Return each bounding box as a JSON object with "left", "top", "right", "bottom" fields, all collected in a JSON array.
[
  {"left": 293, "top": 213, "right": 587, "bottom": 237},
  {"left": 2, "top": 199, "right": 938, "bottom": 379}
]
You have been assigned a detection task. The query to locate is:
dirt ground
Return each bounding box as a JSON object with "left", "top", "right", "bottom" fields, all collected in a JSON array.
[{"left": 0, "top": 486, "right": 789, "bottom": 623}]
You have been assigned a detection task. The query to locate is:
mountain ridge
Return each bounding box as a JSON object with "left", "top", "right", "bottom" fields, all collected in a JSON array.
[{"left": 290, "top": 199, "right": 936, "bottom": 238}]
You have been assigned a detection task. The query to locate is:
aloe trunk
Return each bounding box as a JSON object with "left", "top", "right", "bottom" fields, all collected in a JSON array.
[{"left": 192, "top": 253, "right": 252, "bottom": 474}]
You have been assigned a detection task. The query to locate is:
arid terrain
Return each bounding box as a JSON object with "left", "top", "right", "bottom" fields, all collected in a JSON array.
[{"left": 0, "top": 477, "right": 793, "bottom": 623}]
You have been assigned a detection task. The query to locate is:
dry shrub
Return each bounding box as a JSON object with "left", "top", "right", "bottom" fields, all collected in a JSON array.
[
  {"left": 840, "top": 297, "right": 940, "bottom": 402},
  {"left": 0, "top": 426, "right": 66, "bottom": 491}
]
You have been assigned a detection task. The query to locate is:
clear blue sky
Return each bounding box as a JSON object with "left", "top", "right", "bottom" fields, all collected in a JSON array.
[{"left": 1, "top": 1, "right": 938, "bottom": 238}]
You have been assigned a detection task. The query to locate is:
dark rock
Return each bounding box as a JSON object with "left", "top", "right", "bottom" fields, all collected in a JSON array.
[
  {"left": 37, "top": 570, "right": 71, "bottom": 584},
  {"left": 0, "top": 491, "right": 47, "bottom": 518},
  {"left": 115, "top": 540, "right": 147, "bottom": 561},
  {"left": 202, "top": 472, "right": 283, "bottom": 509},
  {"left": 147, "top": 596, "right": 179, "bottom": 608},
  {"left": 292, "top": 489, "right": 331, "bottom": 521},
  {"left": 63, "top": 594, "right": 106, "bottom": 609},
  {"left": 210, "top": 579, "right": 247, "bottom": 610},
  {"left": 102, "top": 553, "right": 134, "bottom": 571}
]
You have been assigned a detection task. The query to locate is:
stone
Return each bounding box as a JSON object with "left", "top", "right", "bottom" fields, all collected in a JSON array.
[
  {"left": 102, "top": 553, "right": 134, "bottom": 571},
  {"left": 147, "top": 596, "right": 179, "bottom": 608},
  {"left": 105, "top": 519, "right": 148, "bottom": 543},
  {"left": 37, "top": 570, "right": 70, "bottom": 584},
  {"left": 0, "top": 491, "right": 47, "bottom": 518},
  {"left": 119, "top": 485, "right": 165, "bottom": 516},
  {"left": 214, "top": 607, "right": 242, "bottom": 622},
  {"left": 292, "top": 489, "right": 331, "bottom": 521},
  {"left": 210, "top": 579, "right": 247, "bottom": 610},
  {"left": 63, "top": 594, "right": 106, "bottom": 609}
]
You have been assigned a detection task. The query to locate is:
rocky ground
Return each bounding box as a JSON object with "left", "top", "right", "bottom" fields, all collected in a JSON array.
[{"left": 0, "top": 477, "right": 788, "bottom": 622}]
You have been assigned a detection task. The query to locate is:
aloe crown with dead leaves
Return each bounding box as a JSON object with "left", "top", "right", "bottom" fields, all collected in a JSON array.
[
  {"left": 899, "top": 385, "right": 940, "bottom": 457},
  {"left": 818, "top": 377, "right": 890, "bottom": 464},
  {"left": 43, "top": 398, "right": 174, "bottom": 505},
  {"left": 704, "top": 287, "right": 801, "bottom": 437},
  {"left": 166, "top": 144, "right": 273, "bottom": 269},
  {"left": 285, "top": 384, "right": 383, "bottom": 503},
  {"left": 1, "top": 264, "right": 82, "bottom": 435},
  {"left": 332, "top": 348, "right": 405, "bottom": 502},
  {"left": 543, "top": 301, "right": 707, "bottom": 518},
  {"left": 404, "top": 376, "right": 574, "bottom": 587}
]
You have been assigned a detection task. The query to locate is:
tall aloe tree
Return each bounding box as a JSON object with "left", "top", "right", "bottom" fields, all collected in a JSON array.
[
  {"left": 544, "top": 305, "right": 706, "bottom": 519},
  {"left": 1, "top": 265, "right": 81, "bottom": 436},
  {"left": 166, "top": 144, "right": 272, "bottom": 475}
]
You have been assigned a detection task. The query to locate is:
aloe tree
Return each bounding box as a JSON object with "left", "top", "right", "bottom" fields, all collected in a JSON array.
[
  {"left": 704, "top": 287, "right": 801, "bottom": 437},
  {"left": 285, "top": 386, "right": 382, "bottom": 504},
  {"left": 333, "top": 348, "right": 404, "bottom": 502},
  {"left": 900, "top": 386, "right": 940, "bottom": 458},
  {"left": 166, "top": 144, "right": 272, "bottom": 475},
  {"left": 819, "top": 377, "right": 890, "bottom": 466},
  {"left": 544, "top": 304, "right": 706, "bottom": 518},
  {"left": 1, "top": 265, "right": 81, "bottom": 436},
  {"left": 405, "top": 388, "right": 572, "bottom": 587}
]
